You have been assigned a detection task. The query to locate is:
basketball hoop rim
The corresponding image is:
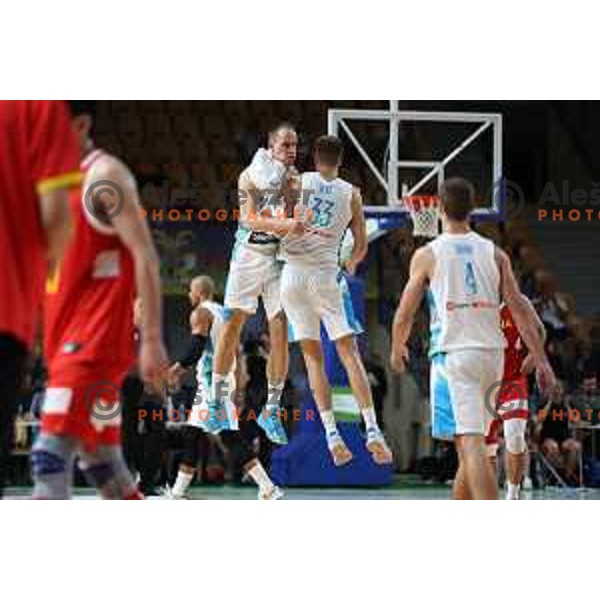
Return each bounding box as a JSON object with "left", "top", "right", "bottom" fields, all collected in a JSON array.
[{"left": 403, "top": 195, "right": 439, "bottom": 211}]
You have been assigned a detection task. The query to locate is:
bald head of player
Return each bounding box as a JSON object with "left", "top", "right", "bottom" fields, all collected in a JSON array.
[
  {"left": 189, "top": 275, "right": 215, "bottom": 307},
  {"left": 268, "top": 122, "right": 298, "bottom": 166},
  {"left": 68, "top": 101, "right": 96, "bottom": 157},
  {"left": 439, "top": 177, "right": 476, "bottom": 227},
  {"left": 314, "top": 135, "right": 344, "bottom": 178}
]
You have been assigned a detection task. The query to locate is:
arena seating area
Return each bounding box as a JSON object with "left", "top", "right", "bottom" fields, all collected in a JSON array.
[{"left": 93, "top": 101, "right": 391, "bottom": 211}]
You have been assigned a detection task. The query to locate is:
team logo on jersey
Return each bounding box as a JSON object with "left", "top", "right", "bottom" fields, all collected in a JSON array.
[{"left": 92, "top": 250, "right": 121, "bottom": 279}]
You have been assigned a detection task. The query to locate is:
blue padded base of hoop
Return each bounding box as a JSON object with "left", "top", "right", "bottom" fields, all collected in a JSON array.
[
  {"left": 363, "top": 206, "right": 410, "bottom": 231},
  {"left": 363, "top": 205, "right": 505, "bottom": 231}
]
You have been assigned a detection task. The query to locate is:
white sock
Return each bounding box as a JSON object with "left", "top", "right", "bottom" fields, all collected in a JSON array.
[
  {"left": 361, "top": 407, "right": 380, "bottom": 433},
  {"left": 211, "top": 373, "right": 228, "bottom": 403},
  {"left": 507, "top": 482, "right": 520, "bottom": 499},
  {"left": 247, "top": 461, "right": 274, "bottom": 493},
  {"left": 319, "top": 410, "right": 338, "bottom": 438},
  {"left": 267, "top": 381, "right": 284, "bottom": 406},
  {"left": 172, "top": 470, "right": 194, "bottom": 498}
]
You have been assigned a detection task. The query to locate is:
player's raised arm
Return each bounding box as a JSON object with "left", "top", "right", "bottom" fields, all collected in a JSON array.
[
  {"left": 344, "top": 187, "right": 368, "bottom": 276},
  {"left": 90, "top": 157, "right": 168, "bottom": 383},
  {"left": 495, "top": 247, "right": 557, "bottom": 394},
  {"left": 390, "top": 246, "right": 433, "bottom": 373}
]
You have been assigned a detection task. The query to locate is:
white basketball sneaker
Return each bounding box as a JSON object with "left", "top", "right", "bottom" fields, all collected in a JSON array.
[
  {"left": 258, "top": 485, "right": 284, "bottom": 500},
  {"left": 327, "top": 432, "right": 353, "bottom": 467},
  {"left": 365, "top": 429, "right": 393, "bottom": 465}
]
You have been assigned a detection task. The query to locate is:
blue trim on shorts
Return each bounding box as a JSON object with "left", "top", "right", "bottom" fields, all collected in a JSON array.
[
  {"left": 339, "top": 274, "right": 363, "bottom": 335},
  {"left": 431, "top": 353, "right": 456, "bottom": 439},
  {"left": 287, "top": 320, "right": 297, "bottom": 343},
  {"left": 427, "top": 290, "right": 442, "bottom": 357}
]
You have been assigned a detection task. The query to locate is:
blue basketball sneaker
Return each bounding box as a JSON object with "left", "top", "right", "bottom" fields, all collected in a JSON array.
[{"left": 257, "top": 406, "right": 288, "bottom": 445}]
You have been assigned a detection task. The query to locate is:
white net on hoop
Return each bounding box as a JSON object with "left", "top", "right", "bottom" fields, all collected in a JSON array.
[{"left": 404, "top": 195, "right": 440, "bottom": 238}]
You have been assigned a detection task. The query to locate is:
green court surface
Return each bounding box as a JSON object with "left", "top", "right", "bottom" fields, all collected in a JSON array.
[{"left": 6, "top": 476, "right": 600, "bottom": 500}]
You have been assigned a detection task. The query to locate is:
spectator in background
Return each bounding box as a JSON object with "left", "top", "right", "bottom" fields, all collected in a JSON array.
[
  {"left": 121, "top": 299, "right": 144, "bottom": 474},
  {"left": 585, "top": 325, "right": 600, "bottom": 391},
  {"left": 545, "top": 338, "right": 568, "bottom": 386},
  {"left": 537, "top": 395, "right": 582, "bottom": 485},
  {"left": 241, "top": 335, "right": 287, "bottom": 465},
  {"left": 532, "top": 270, "right": 571, "bottom": 340},
  {"left": 515, "top": 245, "right": 544, "bottom": 299},
  {"left": 562, "top": 316, "right": 597, "bottom": 391},
  {"left": 121, "top": 298, "right": 167, "bottom": 495}
]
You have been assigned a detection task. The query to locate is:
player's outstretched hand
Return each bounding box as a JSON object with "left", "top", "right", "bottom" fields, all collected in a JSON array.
[
  {"left": 343, "top": 258, "right": 359, "bottom": 276},
  {"left": 535, "top": 357, "right": 561, "bottom": 398},
  {"left": 390, "top": 345, "right": 409, "bottom": 374},
  {"left": 140, "top": 338, "right": 169, "bottom": 385}
]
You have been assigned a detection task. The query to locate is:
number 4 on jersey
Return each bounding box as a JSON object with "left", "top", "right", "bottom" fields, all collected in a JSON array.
[{"left": 464, "top": 260, "right": 478, "bottom": 295}]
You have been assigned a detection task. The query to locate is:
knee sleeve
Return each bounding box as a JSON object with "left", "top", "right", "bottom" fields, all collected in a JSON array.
[
  {"left": 80, "top": 460, "right": 115, "bottom": 489},
  {"left": 79, "top": 446, "right": 138, "bottom": 499},
  {"left": 504, "top": 418, "right": 527, "bottom": 454},
  {"left": 31, "top": 435, "right": 76, "bottom": 499}
]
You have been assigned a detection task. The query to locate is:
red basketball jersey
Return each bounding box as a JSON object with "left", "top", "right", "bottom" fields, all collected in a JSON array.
[
  {"left": 44, "top": 149, "right": 136, "bottom": 386},
  {"left": 0, "top": 100, "right": 81, "bottom": 348},
  {"left": 500, "top": 304, "right": 528, "bottom": 399}
]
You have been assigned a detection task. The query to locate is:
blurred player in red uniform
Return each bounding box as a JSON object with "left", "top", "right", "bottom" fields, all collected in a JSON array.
[
  {"left": 486, "top": 299, "right": 545, "bottom": 499},
  {"left": 0, "top": 100, "right": 81, "bottom": 497},
  {"left": 33, "top": 101, "right": 168, "bottom": 499}
]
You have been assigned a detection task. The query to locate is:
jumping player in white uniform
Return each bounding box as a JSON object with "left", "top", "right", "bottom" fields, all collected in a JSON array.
[
  {"left": 391, "top": 177, "right": 557, "bottom": 499},
  {"left": 206, "top": 124, "right": 304, "bottom": 444},
  {"left": 167, "top": 276, "right": 283, "bottom": 499},
  {"left": 280, "top": 135, "right": 392, "bottom": 467}
]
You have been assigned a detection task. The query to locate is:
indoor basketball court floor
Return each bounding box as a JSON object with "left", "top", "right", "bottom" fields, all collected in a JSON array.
[{"left": 6, "top": 478, "right": 600, "bottom": 500}]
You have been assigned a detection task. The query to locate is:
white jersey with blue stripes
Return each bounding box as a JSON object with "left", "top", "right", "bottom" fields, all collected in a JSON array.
[
  {"left": 195, "top": 300, "right": 225, "bottom": 385},
  {"left": 280, "top": 171, "right": 353, "bottom": 269},
  {"left": 427, "top": 231, "right": 505, "bottom": 355}
]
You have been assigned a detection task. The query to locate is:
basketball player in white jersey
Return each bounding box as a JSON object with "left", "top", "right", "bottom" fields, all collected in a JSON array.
[
  {"left": 390, "top": 177, "right": 557, "bottom": 499},
  {"left": 280, "top": 136, "right": 392, "bottom": 466},
  {"left": 206, "top": 124, "right": 304, "bottom": 444},
  {"left": 167, "top": 276, "right": 283, "bottom": 499}
]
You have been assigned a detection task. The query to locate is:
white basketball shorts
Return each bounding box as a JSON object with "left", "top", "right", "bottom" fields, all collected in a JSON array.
[
  {"left": 280, "top": 263, "right": 363, "bottom": 342},
  {"left": 224, "top": 242, "right": 282, "bottom": 321},
  {"left": 430, "top": 348, "right": 504, "bottom": 440}
]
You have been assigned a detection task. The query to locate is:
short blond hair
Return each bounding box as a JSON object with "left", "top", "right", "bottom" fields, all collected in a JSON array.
[{"left": 191, "top": 275, "right": 215, "bottom": 298}]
